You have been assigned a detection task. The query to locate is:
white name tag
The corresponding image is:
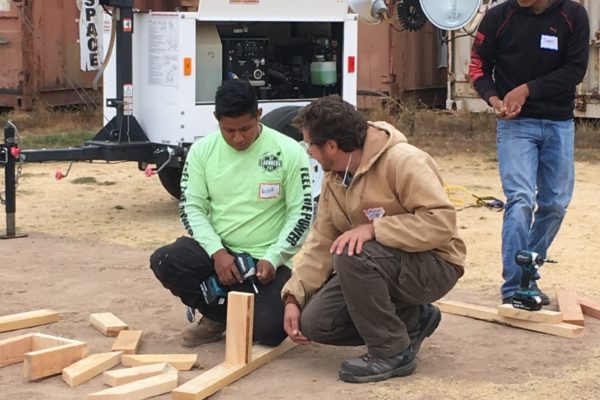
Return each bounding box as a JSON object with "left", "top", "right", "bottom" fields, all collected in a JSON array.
[
  {"left": 259, "top": 183, "right": 281, "bottom": 199},
  {"left": 540, "top": 34, "right": 558, "bottom": 51},
  {"left": 363, "top": 207, "right": 385, "bottom": 221}
]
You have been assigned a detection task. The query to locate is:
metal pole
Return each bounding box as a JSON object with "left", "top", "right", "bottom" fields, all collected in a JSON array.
[{"left": 1, "top": 122, "right": 27, "bottom": 239}]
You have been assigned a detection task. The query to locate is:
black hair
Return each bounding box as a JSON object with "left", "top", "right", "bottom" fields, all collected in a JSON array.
[
  {"left": 293, "top": 95, "right": 367, "bottom": 152},
  {"left": 214, "top": 80, "right": 258, "bottom": 120}
]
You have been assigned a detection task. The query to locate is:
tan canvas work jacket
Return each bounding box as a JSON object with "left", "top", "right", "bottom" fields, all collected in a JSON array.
[{"left": 282, "top": 121, "right": 467, "bottom": 307}]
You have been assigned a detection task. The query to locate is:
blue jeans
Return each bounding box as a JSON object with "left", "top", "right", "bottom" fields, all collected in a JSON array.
[{"left": 496, "top": 118, "right": 574, "bottom": 299}]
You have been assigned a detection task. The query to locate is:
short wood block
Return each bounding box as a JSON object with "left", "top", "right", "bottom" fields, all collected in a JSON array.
[
  {"left": 24, "top": 333, "right": 88, "bottom": 380},
  {"left": 62, "top": 352, "right": 122, "bottom": 387},
  {"left": 89, "top": 313, "right": 129, "bottom": 337},
  {"left": 172, "top": 339, "right": 296, "bottom": 400},
  {"left": 225, "top": 292, "right": 254, "bottom": 365},
  {"left": 103, "top": 363, "right": 174, "bottom": 387},
  {"left": 435, "top": 300, "right": 584, "bottom": 339},
  {"left": 0, "top": 333, "right": 34, "bottom": 367},
  {"left": 556, "top": 289, "right": 585, "bottom": 326},
  {"left": 0, "top": 309, "right": 59, "bottom": 333},
  {"left": 88, "top": 370, "right": 178, "bottom": 399},
  {"left": 121, "top": 354, "right": 197, "bottom": 371},
  {"left": 496, "top": 304, "right": 563, "bottom": 324},
  {"left": 111, "top": 330, "right": 143, "bottom": 354}
]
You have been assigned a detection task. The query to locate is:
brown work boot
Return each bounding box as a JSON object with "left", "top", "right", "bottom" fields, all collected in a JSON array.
[{"left": 182, "top": 317, "right": 226, "bottom": 347}]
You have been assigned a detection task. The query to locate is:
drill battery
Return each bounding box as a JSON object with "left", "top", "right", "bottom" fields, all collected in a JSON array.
[{"left": 200, "top": 252, "right": 259, "bottom": 304}]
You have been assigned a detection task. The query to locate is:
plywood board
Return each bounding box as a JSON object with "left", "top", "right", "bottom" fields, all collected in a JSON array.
[
  {"left": 0, "top": 333, "right": 34, "bottom": 367},
  {"left": 121, "top": 354, "right": 197, "bottom": 371},
  {"left": 496, "top": 304, "right": 563, "bottom": 324},
  {"left": 88, "top": 370, "right": 178, "bottom": 400},
  {"left": 103, "top": 363, "right": 174, "bottom": 387},
  {"left": 435, "top": 300, "right": 584, "bottom": 338},
  {"left": 111, "top": 330, "right": 143, "bottom": 354},
  {"left": 171, "top": 339, "right": 297, "bottom": 400},
  {"left": 556, "top": 289, "right": 585, "bottom": 326},
  {"left": 89, "top": 313, "right": 129, "bottom": 337},
  {"left": 62, "top": 352, "right": 122, "bottom": 387},
  {"left": 0, "top": 309, "right": 59, "bottom": 333},
  {"left": 225, "top": 292, "right": 254, "bottom": 365}
]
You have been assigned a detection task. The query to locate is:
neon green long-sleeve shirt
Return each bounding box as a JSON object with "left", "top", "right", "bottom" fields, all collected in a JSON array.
[{"left": 180, "top": 124, "right": 313, "bottom": 268}]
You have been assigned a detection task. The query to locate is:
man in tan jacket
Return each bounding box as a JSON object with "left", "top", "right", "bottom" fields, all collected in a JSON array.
[{"left": 282, "top": 95, "right": 466, "bottom": 383}]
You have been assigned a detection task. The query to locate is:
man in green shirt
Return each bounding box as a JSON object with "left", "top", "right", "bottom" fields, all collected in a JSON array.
[{"left": 150, "top": 80, "right": 313, "bottom": 346}]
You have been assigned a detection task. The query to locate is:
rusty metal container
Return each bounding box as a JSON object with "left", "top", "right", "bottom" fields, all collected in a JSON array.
[
  {"left": 0, "top": 0, "right": 184, "bottom": 111},
  {"left": 0, "top": 0, "right": 104, "bottom": 110},
  {"left": 357, "top": 20, "right": 446, "bottom": 109}
]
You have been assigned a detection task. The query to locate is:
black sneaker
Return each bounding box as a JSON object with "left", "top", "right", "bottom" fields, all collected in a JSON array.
[
  {"left": 410, "top": 304, "right": 441, "bottom": 354},
  {"left": 502, "top": 296, "right": 513, "bottom": 304},
  {"left": 339, "top": 346, "right": 417, "bottom": 384}
]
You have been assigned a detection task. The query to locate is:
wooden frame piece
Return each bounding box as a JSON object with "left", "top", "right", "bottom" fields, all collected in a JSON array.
[
  {"left": 577, "top": 295, "right": 600, "bottom": 320},
  {"left": 88, "top": 370, "right": 178, "bottom": 400},
  {"left": 556, "top": 289, "right": 585, "bottom": 326},
  {"left": 121, "top": 354, "right": 197, "bottom": 371},
  {"left": 89, "top": 313, "right": 129, "bottom": 337},
  {"left": 0, "top": 309, "right": 59, "bottom": 333},
  {"left": 435, "top": 300, "right": 584, "bottom": 338},
  {"left": 1, "top": 333, "right": 88, "bottom": 380},
  {"left": 172, "top": 292, "right": 297, "bottom": 400},
  {"left": 496, "top": 304, "right": 563, "bottom": 324},
  {"left": 24, "top": 333, "right": 88, "bottom": 380},
  {"left": 103, "top": 363, "right": 175, "bottom": 387},
  {"left": 111, "top": 330, "right": 143, "bottom": 354},
  {"left": 62, "top": 351, "right": 123, "bottom": 387}
]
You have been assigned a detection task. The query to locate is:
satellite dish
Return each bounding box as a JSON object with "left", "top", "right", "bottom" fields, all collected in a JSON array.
[
  {"left": 348, "top": 0, "right": 390, "bottom": 24},
  {"left": 419, "top": 0, "right": 482, "bottom": 30}
]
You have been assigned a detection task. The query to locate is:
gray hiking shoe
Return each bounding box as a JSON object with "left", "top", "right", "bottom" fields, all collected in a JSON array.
[{"left": 182, "top": 317, "right": 226, "bottom": 347}]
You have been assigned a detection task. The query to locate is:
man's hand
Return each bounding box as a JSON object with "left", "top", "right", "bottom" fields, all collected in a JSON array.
[
  {"left": 256, "top": 259, "right": 275, "bottom": 285},
  {"left": 489, "top": 96, "right": 507, "bottom": 118},
  {"left": 502, "top": 84, "right": 529, "bottom": 119},
  {"left": 330, "top": 223, "right": 375, "bottom": 256},
  {"left": 212, "top": 249, "right": 242, "bottom": 286},
  {"left": 284, "top": 303, "right": 310, "bottom": 345}
]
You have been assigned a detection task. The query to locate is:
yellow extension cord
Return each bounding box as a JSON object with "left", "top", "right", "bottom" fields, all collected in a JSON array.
[{"left": 444, "top": 184, "right": 505, "bottom": 211}]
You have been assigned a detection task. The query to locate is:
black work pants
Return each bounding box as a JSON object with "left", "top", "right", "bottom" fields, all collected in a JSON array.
[
  {"left": 300, "top": 241, "right": 461, "bottom": 358},
  {"left": 150, "top": 236, "right": 290, "bottom": 346}
]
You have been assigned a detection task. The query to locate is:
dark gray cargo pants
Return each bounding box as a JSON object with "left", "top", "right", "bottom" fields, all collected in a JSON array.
[{"left": 300, "top": 241, "right": 461, "bottom": 358}]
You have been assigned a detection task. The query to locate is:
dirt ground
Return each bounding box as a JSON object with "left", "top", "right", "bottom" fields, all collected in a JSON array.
[{"left": 1, "top": 155, "right": 600, "bottom": 400}]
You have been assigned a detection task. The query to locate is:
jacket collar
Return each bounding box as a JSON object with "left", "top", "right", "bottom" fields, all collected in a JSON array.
[{"left": 355, "top": 121, "right": 408, "bottom": 176}]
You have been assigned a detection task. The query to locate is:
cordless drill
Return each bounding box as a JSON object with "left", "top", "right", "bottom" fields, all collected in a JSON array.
[
  {"left": 512, "top": 250, "right": 556, "bottom": 311},
  {"left": 199, "top": 252, "right": 259, "bottom": 305}
]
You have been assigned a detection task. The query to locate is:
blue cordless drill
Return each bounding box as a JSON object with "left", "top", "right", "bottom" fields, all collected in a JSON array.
[
  {"left": 512, "top": 250, "right": 556, "bottom": 311},
  {"left": 199, "top": 252, "right": 259, "bottom": 305}
]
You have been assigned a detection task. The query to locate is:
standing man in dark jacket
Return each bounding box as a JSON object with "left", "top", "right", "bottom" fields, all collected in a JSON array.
[{"left": 469, "top": 0, "right": 589, "bottom": 304}]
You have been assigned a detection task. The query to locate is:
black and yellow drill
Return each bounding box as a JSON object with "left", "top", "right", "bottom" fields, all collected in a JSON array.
[{"left": 513, "top": 250, "right": 557, "bottom": 311}]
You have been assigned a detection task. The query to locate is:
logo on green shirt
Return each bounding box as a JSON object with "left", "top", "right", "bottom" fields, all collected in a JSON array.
[{"left": 258, "top": 152, "right": 282, "bottom": 172}]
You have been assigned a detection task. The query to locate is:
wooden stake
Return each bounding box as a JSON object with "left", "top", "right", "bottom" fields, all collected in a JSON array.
[
  {"left": 111, "top": 330, "right": 143, "bottom": 354},
  {"left": 121, "top": 354, "right": 197, "bottom": 371},
  {"left": 435, "top": 300, "right": 584, "bottom": 338},
  {"left": 0, "top": 309, "right": 59, "bottom": 333},
  {"left": 62, "top": 352, "right": 122, "bottom": 387},
  {"left": 89, "top": 313, "right": 129, "bottom": 337},
  {"left": 496, "top": 304, "right": 563, "bottom": 324},
  {"left": 88, "top": 370, "right": 178, "bottom": 400},
  {"left": 103, "top": 363, "right": 174, "bottom": 387},
  {"left": 556, "top": 289, "right": 585, "bottom": 326},
  {"left": 224, "top": 292, "right": 254, "bottom": 365}
]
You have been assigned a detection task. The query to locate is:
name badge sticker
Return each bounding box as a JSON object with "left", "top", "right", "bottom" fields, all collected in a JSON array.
[
  {"left": 540, "top": 34, "right": 558, "bottom": 51},
  {"left": 363, "top": 207, "right": 385, "bottom": 221},
  {"left": 259, "top": 183, "right": 281, "bottom": 199}
]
